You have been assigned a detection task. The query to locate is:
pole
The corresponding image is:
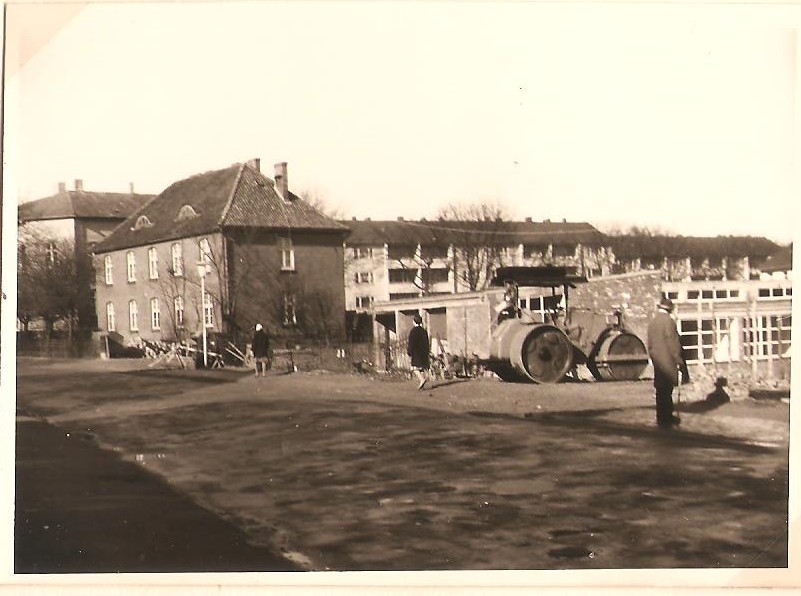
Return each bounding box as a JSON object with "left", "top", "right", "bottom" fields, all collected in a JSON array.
[{"left": 201, "top": 272, "right": 208, "bottom": 368}]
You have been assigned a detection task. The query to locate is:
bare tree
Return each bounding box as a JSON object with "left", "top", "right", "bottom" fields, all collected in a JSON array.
[
  {"left": 436, "top": 201, "right": 512, "bottom": 291},
  {"left": 299, "top": 188, "right": 343, "bottom": 219},
  {"left": 18, "top": 229, "right": 79, "bottom": 336}
]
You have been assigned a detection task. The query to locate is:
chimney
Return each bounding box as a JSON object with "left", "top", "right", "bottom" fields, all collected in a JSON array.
[
  {"left": 352, "top": 216, "right": 357, "bottom": 221},
  {"left": 248, "top": 158, "right": 261, "bottom": 172},
  {"left": 129, "top": 182, "right": 135, "bottom": 194},
  {"left": 397, "top": 216, "right": 404, "bottom": 221},
  {"left": 274, "top": 162, "right": 288, "bottom": 200},
  {"left": 74, "top": 179, "right": 83, "bottom": 192},
  {"left": 525, "top": 217, "right": 532, "bottom": 223},
  {"left": 58, "top": 182, "right": 66, "bottom": 193}
]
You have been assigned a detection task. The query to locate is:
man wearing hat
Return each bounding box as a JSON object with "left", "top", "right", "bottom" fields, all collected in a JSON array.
[{"left": 646, "top": 297, "right": 683, "bottom": 429}]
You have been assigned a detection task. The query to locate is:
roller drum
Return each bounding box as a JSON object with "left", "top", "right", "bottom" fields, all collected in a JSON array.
[{"left": 588, "top": 328, "right": 648, "bottom": 381}]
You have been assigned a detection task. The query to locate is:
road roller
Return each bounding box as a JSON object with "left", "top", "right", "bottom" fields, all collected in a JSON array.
[{"left": 482, "top": 266, "right": 649, "bottom": 384}]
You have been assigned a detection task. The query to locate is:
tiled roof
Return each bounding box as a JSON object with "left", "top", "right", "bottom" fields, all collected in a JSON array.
[
  {"left": 222, "top": 165, "right": 349, "bottom": 232},
  {"left": 94, "top": 162, "right": 347, "bottom": 254},
  {"left": 18, "top": 191, "right": 153, "bottom": 222},
  {"left": 758, "top": 244, "right": 792, "bottom": 272},
  {"left": 608, "top": 235, "right": 779, "bottom": 259},
  {"left": 339, "top": 219, "right": 606, "bottom": 246}
]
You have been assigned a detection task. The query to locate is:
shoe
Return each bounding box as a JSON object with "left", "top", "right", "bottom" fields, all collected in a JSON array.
[{"left": 417, "top": 378, "right": 427, "bottom": 390}]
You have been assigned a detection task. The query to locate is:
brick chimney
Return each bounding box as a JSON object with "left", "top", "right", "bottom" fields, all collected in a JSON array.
[
  {"left": 247, "top": 158, "right": 261, "bottom": 172},
  {"left": 58, "top": 182, "right": 66, "bottom": 193},
  {"left": 525, "top": 216, "right": 532, "bottom": 223},
  {"left": 274, "top": 162, "right": 288, "bottom": 200},
  {"left": 129, "top": 182, "right": 135, "bottom": 194},
  {"left": 74, "top": 179, "right": 83, "bottom": 192}
]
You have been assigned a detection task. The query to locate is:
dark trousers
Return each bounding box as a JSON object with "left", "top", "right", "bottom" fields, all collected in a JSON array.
[{"left": 653, "top": 369, "right": 676, "bottom": 427}]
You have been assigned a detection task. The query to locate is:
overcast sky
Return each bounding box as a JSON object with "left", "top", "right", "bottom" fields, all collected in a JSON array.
[{"left": 4, "top": 1, "right": 799, "bottom": 243}]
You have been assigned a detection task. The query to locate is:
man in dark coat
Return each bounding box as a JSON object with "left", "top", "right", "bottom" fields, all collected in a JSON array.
[
  {"left": 407, "top": 313, "right": 431, "bottom": 390},
  {"left": 252, "top": 323, "right": 270, "bottom": 378},
  {"left": 647, "top": 297, "right": 683, "bottom": 429}
]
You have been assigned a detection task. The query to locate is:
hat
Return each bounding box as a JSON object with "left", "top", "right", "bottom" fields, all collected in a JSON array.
[
  {"left": 255, "top": 323, "right": 263, "bottom": 331},
  {"left": 657, "top": 297, "right": 674, "bottom": 312},
  {"left": 413, "top": 314, "right": 423, "bottom": 325}
]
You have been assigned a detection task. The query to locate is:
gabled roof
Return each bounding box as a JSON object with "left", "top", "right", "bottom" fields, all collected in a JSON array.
[
  {"left": 17, "top": 190, "right": 154, "bottom": 222},
  {"left": 94, "top": 162, "right": 348, "bottom": 254},
  {"left": 340, "top": 219, "right": 606, "bottom": 246}
]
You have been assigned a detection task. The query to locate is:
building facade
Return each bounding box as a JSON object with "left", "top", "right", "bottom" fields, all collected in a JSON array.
[
  {"left": 17, "top": 180, "right": 154, "bottom": 332},
  {"left": 93, "top": 160, "right": 349, "bottom": 348},
  {"left": 341, "top": 217, "right": 611, "bottom": 340}
]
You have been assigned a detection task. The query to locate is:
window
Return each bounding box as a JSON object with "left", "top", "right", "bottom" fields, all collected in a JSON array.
[
  {"left": 279, "top": 237, "right": 295, "bottom": 271},
  {"left": 354, "top": 271, "right": 374, "bottom": 284},
  {"left": 389, "top": 292, "right": 420, "bottom": 301},
  {"left": 552, "top": 244, "right": 575, "bottom": 258},
  {"left": 134, "top": 215, "right": 152, "bottom": 230},
  {"left": 150, "top": 297, "right": 161, "bottom": 330},
  {"left": 352, "top": 246, "right": 374, "bottom": 259},
  {"left": 104, "top": 255, "right": 113, "bottom": 285},
  {"left": 742, "top": 314, "right": 792, "bottom": 360},
  {"left": 422, "top": 268, "right": 449, "bottom": 285},
  {"left": 355, "top": 296, "right": 374, "bottom": 309},
  {"left": 388, "top": 268, "right": 418, "bottom": 283},
  {"left": 174, "top": 296, "right": 185, "bottom": 327},
  {"left": 106, "top": 302, "right": 116, "bottom": 332},
  {"left": 177, "top": 204, "right": 199, "bottom": 221},
  {"left": 198, "top": 238, "right": 212, "bottom": 269},
  {"left": 148, "top": 247, "right": 158, "bottom": 279},
  {"left": 203, "top": 292, "right": 214, "bottom": 327},
  {"left": 126, "top": 251, "right": 136, "bottom": 282},
  {"left": 283, "top": 293, "right": 297, "bottom": 326},
  {"left": 420, "top": 245, "right": 448, "bottom": 260},
  {"left": 128, "top": 300, "right": 139, "bottom": 331},
  {"left": 171, "top": 243, "right": 183, "bottom": 276},
  {"left": 387, "top": 244, "right": 416, "bottom": 260}
]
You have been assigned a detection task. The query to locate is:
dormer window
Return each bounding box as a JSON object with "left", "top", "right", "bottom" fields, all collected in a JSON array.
[
  {"left": 134, "top": 215, "right": 153, "bottom": 230},
  {"left": 177, "top": 204, "right": 199, "bottom": 221}
]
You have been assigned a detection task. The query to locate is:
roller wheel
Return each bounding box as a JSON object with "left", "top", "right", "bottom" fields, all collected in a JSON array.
[{"left": 521, "top": 327, "right": 574, "bottom": 383}]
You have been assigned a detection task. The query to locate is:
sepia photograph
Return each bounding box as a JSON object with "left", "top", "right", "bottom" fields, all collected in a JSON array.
[{"left": 2, "top": 1, "right": 798, "bottom": 593}]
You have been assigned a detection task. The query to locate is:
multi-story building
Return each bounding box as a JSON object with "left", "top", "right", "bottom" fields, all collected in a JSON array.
[
  {"left": 93, "top": 160, "right": 349, "bottom": 348},
  {"left": 341, "top": 217, "right": 609, "bottom": 339},
  {"left": 17, "top": 180, "right": 154, "bottom": 331},
  {"left": 607, "top": 235, "right": 779, "bottom": 282}
]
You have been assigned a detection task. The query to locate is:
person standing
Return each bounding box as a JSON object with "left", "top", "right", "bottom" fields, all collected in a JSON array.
[
  {"left": 252, "top": 323, "right": 270, "bottom": 378},
  {"left": 646, "top": 297, "right": 683, "bottom": 429},
  {"left": 407, "top": 314, "right": 431, "bottom": 390}
]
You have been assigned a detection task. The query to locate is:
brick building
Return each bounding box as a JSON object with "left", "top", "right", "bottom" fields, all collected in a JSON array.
[
  {"left": 93, "top": 160, "right": 349, "bottom": 348},
  {"left": 17, "top": 180, "right": 153, "bottom": 331}
]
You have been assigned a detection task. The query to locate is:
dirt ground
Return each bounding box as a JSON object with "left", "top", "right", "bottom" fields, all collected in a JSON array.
[{"left": 15, "top": 357, "right": 791, "bottom": 572}]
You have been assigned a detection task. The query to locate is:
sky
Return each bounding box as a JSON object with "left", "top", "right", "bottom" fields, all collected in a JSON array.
[{"left": 4, "top": 1, "right": 800, "bottom": 244}]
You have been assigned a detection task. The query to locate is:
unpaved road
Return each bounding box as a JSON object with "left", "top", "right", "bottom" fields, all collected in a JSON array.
[{"left": 15, "top": 358, "right": 790, "bottom": 571}]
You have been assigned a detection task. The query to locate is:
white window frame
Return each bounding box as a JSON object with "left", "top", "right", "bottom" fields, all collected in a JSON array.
[
  {"left": 128, "top": 300, "right": 139, "bottom": 331},
  {"left": 352, "top": 246, "right": 374, "bottom": 259},
  {"left": 104, "top": 255, "right": 113, "bottom": 285},
  {"left": 355, "top": 296, "right": 374, "bottom": 309},
  {"left": 203, "top": 291, "right": 214, "bottom": 327},
  {"left": 283, "top": 293, "right": 297, "bottom": 326},
  {"left": 171, "top": 242, "right": 184, "bottom": 276},
  {"left": 126, "top": 251, "right": 136, "bottom": 282},
  {"left": 280, "top": 237, "right": 295, "bottom": 271},
  {"left": 148, "top": 247, "right": 159, "bottom": 280},
  {"left": 150, "top": 297, "right": 161, "bottom": 330},
  {"left": 174, "top": 295, "right": 185, "bottom": 327},
  {"left": 106, "top": 302, "right": 116, "bottom": 332},
  {"left": 198, "top": 237, "right": 212, "bottom": 270}
]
